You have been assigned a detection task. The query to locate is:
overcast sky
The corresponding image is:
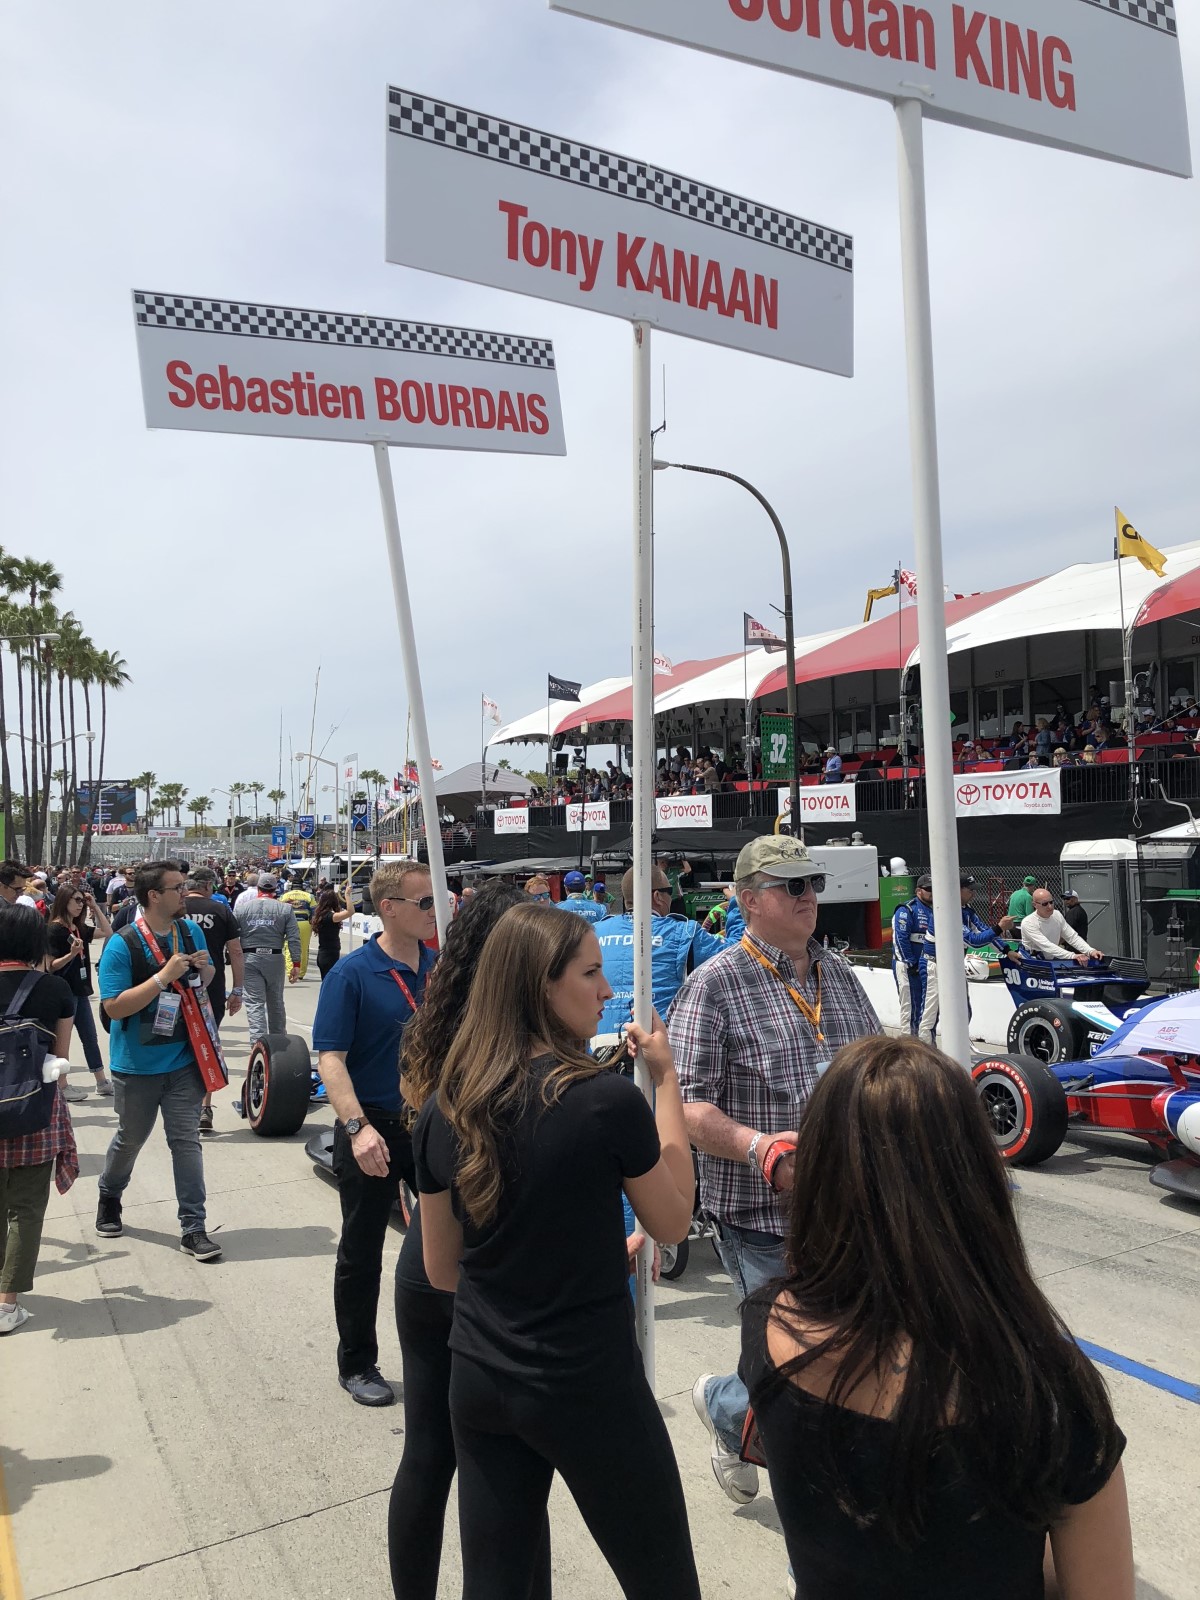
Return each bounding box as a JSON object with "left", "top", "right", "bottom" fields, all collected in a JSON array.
[{"left": 2, "top": 1, "right": 1197, "bottom": 809}]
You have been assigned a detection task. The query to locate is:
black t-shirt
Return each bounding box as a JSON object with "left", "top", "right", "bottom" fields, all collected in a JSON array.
[
  {"left": 413, "top": 1061, "right": 660, "bottom": 1380},
  {"left": 0, "top": 968, "right": 76, "bottom": 1041},
  {"left": 740, "top": 1296, "right": 1124, "bottom": 1600},
  {"left": 180, "top": 896, "right": 240, "bottom": 1005},
  {"left": 47, "top": 920, "right": 96, "bottom": 997},
  {"left": 110, "top": 899, "right": 137, "bottom": 933},
  {"left": 315, "top": 912, "right": 342, "bottom": 954},
  {"left": 395, "top": 1194, "right": 445, "bottom": 1299}
]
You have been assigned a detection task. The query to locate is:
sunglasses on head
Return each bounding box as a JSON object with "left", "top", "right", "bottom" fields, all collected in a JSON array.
[{"left": 762, "top": 874, "right": 825, "bottom": 897}]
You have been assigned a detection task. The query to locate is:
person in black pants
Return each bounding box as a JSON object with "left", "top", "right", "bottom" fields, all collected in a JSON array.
[
  {"left": 313, "top": 887, "right": 351, "bottom": 981},
  {"left": 415, "top": 902, "right": 699, "bottom": 1600},
  {"left": 313, "top": 862, "right": 437, "bottom": 1406}
]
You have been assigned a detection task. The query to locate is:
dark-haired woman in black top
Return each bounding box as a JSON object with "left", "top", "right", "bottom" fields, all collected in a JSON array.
[{"left": 742, "top": 1034, "right": 1131, "bottom": 1600}]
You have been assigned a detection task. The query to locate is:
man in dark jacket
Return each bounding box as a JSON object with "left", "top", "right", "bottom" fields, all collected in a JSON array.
[{"left": 1062, "top": 890, "right": 1089, "bottom": 942}]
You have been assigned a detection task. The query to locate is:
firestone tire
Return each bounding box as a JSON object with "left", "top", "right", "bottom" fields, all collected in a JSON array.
[
  {"left": 973, "top": 1053, "right": 1069, "bottom": 1167},
  {"left": 245, "top": 1034, "right": 312, "bottom": 1137},
  {"left": 658, "top": 1238, "right": 689, "bottom": 1281},
  {"left": 1006, "top": 1000, "right": 1086, "bottom": 1066}
]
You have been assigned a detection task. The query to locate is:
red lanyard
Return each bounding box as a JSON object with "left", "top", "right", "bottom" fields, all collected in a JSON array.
[
  {"left": 389, "top": 968, "right": 422, "bottom": 1011},
  {"left": 136, "top": 916, "right": 179, "bottom": 968}
]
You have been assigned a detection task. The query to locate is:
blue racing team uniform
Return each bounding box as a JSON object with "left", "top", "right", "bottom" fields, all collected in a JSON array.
[
  {"left": 918, "top": 901, "right": 999, "bottom": 1046},
  {"left": 557, "top": 891, "right": 609, "bottom": 926},
  {"left": 892, "top": 896, "right": 933, "bottom": 1038},
  {"left": 596, "top": 912, "right": 725, "bottom": 1036}
]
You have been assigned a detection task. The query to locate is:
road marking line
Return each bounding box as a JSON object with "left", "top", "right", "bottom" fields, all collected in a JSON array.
[
  {"left": 1077, "top": 1339, "right": 1200, "bottom": 1404},
  {"left": 0, "top": 1446, "right": 26, "bottom": 1600}
]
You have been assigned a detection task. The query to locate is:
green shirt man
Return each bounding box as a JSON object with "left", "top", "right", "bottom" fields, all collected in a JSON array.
[{"left": 1007, "top": 876, "right": 1038, "bottom": 922}]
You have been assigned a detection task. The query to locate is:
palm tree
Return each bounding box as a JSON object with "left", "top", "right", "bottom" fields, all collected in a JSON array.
[
  {"left": 187, "top": 796, "right": 208, "bottom": 832},
  {"left": 81, "top": 648, "right": 130, "bottom": 865},
  {"left": 151, "top": 793, "right": 170, "bottom": 828},
  {"left": 267, "top": 788, "right": 287, "bottom": 823},
  {"left": 249, "top": 780, "right": 265, "bottom": 823},
  {"left": 132, "top": 771, "right": 157, "bottom": 833},
  {"left": 75, "top": 638, "right": 101, "bottom": 866},
  {"left": 0, "top": 549, "right": 22, "bottom": 854},
  {"left": 158, "top": 782, "right": 187, "bottom": 828},
  {"left": 13, "top": 559, "right": 63, "bottom": 859}
]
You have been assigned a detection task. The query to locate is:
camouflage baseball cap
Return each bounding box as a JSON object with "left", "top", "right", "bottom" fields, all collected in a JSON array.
[{"left": 735, "top": 834, "right": 823, "bottom": 882}]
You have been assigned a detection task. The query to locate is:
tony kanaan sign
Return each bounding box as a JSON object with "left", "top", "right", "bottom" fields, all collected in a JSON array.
[
  {"left": 955, "top": 768, "right": 1061, "bottom": 817},
  {"left": 385, "top": 89, "right": 853, "bottom": 374},
  {"left": 132, "top": 292, "right": 566, "bottom": 455},
  {"left": 549, "top": 1, "right": 1191, "bottom": 178}
]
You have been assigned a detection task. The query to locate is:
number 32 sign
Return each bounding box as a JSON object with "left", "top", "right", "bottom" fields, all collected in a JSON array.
[{"left": 760, "top": 713, "right": 795, "bottom": 780}]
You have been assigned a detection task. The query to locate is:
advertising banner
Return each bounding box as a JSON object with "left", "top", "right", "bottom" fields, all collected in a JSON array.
[
  {"left": 148, "top": 827, "right": 185, "bottom": 840},
  {"left": 271, "top": 826, "right": 288, "bottom": 848},
  {"left": 351, "top": 800, "right": 370, "bottom": 831},
  {"left": 778, "top": 785, "right": 858, "bottom": 823},
  {"left": 493, "top": 808, "right": 531, "bottom": 835},
  {"left": 760, "top": 713, "right": 796, "bottom": 780},
  {"left": 78, "top": 782, "right": 137, "bottom": 834},
  {"left": 655, "top": 794, "right": 714, "bottom": 828},
  {"left": 549, "top": 1, "right": 1191, "bottom": 178},
  {"left": 386, "top": 88, "right": 853, "bottom": 373},
  {"left": 298, "top": 815, "right": 316, "bottom": 840},
  {"left": 565, "top": 801, "right": 612, "bottom": 833},
  {"left": 133, "top": 290, "right": 566, "bottom": 455},
  {"left": 955, "top": 768, "right": 1061, "bottom": 817}
]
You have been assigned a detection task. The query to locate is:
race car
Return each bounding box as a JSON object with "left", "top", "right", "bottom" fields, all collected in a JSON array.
[
  {"left": 973, "top": 989, "right": 1200, "bottom": 1203},
  {"left": 999, "top": 949, "right": 1158, "bottom": 1065}
]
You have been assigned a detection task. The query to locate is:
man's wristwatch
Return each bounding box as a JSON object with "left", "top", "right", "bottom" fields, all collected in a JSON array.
[
  {"left": 345, "top": 1117, "right": 366, "bottom": 1136},
  {"left": 230, "top": 986, "right": 244, "bottom": 997}
]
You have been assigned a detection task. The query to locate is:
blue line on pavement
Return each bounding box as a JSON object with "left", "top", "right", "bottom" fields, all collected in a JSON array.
[{"left": 1076, "top": 1339, "right": 1200, "bottom": 1404}]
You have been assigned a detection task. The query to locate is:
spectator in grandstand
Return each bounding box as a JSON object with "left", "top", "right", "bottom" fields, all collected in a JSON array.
[
  {"left": 742, "top": 1035, "right": 1131, "bottom": 1600},
  {"left": 1080, "top": 745, "right": 1098, "bottom": 765},
  {"left": 1006, "top": 721, "right": 1028, "bottom": 754},
  {"left": 822, "top": 747, "right": 843, "bottom": 784}
]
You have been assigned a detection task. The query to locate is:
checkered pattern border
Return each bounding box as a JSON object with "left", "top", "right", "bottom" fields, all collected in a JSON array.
[
  {"left": 1079, "top": 0, "right": 1176, "bottom": 34},
  {"left": 133, "top": 292, "right": 557, "bottom": 369},
  {"left": 389, "top": 90, "right": 852, "bottom": 273}
]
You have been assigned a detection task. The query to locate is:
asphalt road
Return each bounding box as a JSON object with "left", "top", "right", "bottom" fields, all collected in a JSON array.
[{"left": 2, "top": 968, "right": 1197, "bottom": 1599}]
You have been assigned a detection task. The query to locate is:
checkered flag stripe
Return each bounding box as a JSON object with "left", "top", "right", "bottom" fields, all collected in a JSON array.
[
  {"left": 1079, "top": 0, "right": 1176, "bottom": 34},
  {"left": 389, "top": 90, "right": 852, "bottom": 273},
  {"left": 133, "top": 292, "right": 557, "bottom": 369}
]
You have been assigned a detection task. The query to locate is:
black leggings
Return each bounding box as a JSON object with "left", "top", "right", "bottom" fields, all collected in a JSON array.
[
  {"left": 450, "top": 1350, "right": 701, "bottom": 1600},
  {"left": 388, "top": 1281, "right": 551, "bottom": 1600},
  {"left": 317, "top": 947, "right": 340, "bottom": 980}
]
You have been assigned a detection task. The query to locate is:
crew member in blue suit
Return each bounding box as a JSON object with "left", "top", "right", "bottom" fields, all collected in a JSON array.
[
  {"left": 892, "top": 874, "right": 934, "bottom": 1037},
  {"left": 920, "top": 873, "right": 1002, "bottom": 1048},
  {"left": 556, "top": 869, "right": 609, "bottom": 925},
  {"left": 596, "top": 866, "right": 725, "bottom": 1037}
]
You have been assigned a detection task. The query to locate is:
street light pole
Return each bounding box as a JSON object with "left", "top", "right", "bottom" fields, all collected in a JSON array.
[{"left": 655, "top": 461, "right": 801, "bottom": 827}]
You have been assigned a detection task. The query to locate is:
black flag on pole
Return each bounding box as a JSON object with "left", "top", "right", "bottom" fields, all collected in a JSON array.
[{"left": 548, "top": 673, "right": 582, "bottom": 702}]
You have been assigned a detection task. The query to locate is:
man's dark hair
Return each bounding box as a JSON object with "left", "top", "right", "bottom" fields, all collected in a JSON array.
[
  {"left": 0, "top": 904, "right": 49, "bottom": 964},
  {"left": 134, "top": 860, "right": 182, "bottom": 907},
  {"left": 0, "top": 860, "right": 29, "bottom": 889}
]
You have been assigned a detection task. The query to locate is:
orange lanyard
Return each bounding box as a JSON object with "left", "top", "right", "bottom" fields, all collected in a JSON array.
[{"left": 740, "top": 935, "right": 823, "bottom": 1041}]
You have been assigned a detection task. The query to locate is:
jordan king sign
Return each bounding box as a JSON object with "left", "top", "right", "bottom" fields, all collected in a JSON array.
[
  {"left": 550, "top": 1, "right": 1191, "bottom": 177},
  {"left": 385, "top": 89, "right": 853, "bottom": 374},
  {"left": 955, "top": 768, "right": 1061, "bottom": 817},
  {"left": 133, "top": 292, "right": 566, "bottom": 455}
]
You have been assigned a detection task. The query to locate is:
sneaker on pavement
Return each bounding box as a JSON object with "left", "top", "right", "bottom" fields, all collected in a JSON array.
[
  {"left": 338, "top": 1367, "right": 396, "bottom": 1407},
  {"left": 180, "top": 1230, "right": 222, "bottom": 1262},
  {"left": 63, "top": 1084, "right": 89, "bottom": 1103},
  {"left": 199, "top": 1106, "right": 214, "bottom": 1135},
  {"left": 95, "top": 1195, "right": 123, "bottom": 1237},
  {"left": 0, "top": 1304, "right": 31, "bottom": 1335},
  {"left": 94, "top": 1077, "right": 115, "bottom": 1097},
  {"left": 691, "top": 1373, "right": 759, "bottom": 1504}
]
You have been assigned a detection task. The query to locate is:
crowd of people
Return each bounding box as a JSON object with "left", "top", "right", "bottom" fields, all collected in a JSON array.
[{"left": 0, "top": 843, "right": 1137, "bottom": 1598}]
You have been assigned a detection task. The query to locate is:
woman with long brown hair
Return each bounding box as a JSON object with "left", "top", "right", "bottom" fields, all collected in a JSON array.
[
  {"left": 415, "top": 901, "right": 699, "bottom": 1600},
  {"left": 47, "top": 881, "right": 113, "bottom": 1098},
  {"left": 743, "top": 1034, "right": 1131, "bottom": 1600}
]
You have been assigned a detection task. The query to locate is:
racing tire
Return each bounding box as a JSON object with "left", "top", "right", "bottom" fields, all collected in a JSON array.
[
  {"left": 1006, "top": 1000, "right": 1087, "bottom": 1066},
  {"left": 659, "top": 1238, "right": 689, "bottom": 1281},
  {"left": 973, "top": 1053, "right": 1069, "bottom": 1167},
  {"left": 244, "top": 1034, "right": 312, "bottom": 1137}
]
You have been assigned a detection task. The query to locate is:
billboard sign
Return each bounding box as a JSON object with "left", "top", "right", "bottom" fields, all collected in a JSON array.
[
  {"left": 955, "top": 768, "right": 1061, "bottom": 817},
  {"left": 655, "top": 794, "right": 714, "bottom": 828},
  {"left": 298, "top": 815, "right": 316, "bottom": 840},
  {"left": 493, "top": 808, "right": 531, "bottom": 835},
  {"left": 271, "top": 826, "right": 288, "bottom": 848},
  {"left": 133, "top": 290, "right": 566, "bottom": 455},
  {"left": 386, "top": 88, "right": 853, "bottom": 374},
  {"left": 351, "top": 800, "right": 370, "bottom": 831},
  {"left": 549, "top": 1, "right": 1191, "bottom": 178},
  {"left": 778, "top": 785, "right": 858, "bottom": 823},
  {"left": 565, "top": 801, "right": 612, "bottom": 833},
  {"left": 78, "top": 782, "right": 137, "bottom": 834}
]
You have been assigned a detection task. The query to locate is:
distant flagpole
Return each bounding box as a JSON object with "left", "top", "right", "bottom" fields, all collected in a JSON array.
[
  {"left": 1114, "top": 529, "right": 1133, "bottom": 755},
  {"left": 896, "top": 564, "right": 907, "bottom": 783}
]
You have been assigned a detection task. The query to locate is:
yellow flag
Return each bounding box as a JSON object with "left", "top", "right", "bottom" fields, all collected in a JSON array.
[
  {"left": 1115, "top": 508, "right": 1166, "bottom": 577},
  {"left": 863, "top": 584, "right": 898, "bottom": 623}
]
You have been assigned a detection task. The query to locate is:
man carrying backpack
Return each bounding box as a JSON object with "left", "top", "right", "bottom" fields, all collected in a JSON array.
[{"left": 95, "top": 861, "right": 223, "bottom": 1261}]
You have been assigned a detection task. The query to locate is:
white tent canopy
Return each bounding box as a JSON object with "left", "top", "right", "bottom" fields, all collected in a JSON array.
[
  {"left": 653, "top": 628, "right": 860, "bottom": 714},
  {"left": 491, "top": 677, "right": 630, "bottom": 746}
]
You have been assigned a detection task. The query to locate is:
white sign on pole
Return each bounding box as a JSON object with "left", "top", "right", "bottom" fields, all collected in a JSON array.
[
  {"left": 655, "top": 794, "right": 714, "bottom": 828},
  {"left": 133, "top": 291, "right": 566, "bottom": 455},
  {"left": 954, "top": 768, "right": 1061, "bottom": 817},
  {"left": 565, "top": 801, "right": 612, "bottom": 833},
  {"left": 386, "top": 89, "right": 853, "bottom": 374},
  {"left": 493, "top": 808, "right": 531, "bottom": 835},
  {"left": 550, "top": 0, "right": 1191, "bottom": 177},
  {"left": 148, "top": 827, "right": 185, "bottom": 839},
  {"left": 778, "top": 785, "right": 858, "bottom": 822}
]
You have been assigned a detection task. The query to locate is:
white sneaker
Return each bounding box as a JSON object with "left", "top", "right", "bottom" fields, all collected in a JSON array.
[
  {"left": 62, "top": 1084, "right": 89, "bottom": 1103},
  {"left": 691, "top": 1373, "right": 759, "bottom": 1504},
  {"left": 0, "top": 1304, "right": 31, "bottom": 1335}
]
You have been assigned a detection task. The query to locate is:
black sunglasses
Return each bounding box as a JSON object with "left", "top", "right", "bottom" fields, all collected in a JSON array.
[
  {"left": 762, "top": 874, "right": 825, "bottom": 897},
  {"left": 391, "top": 893, "right": 436, "bottom": 912}
]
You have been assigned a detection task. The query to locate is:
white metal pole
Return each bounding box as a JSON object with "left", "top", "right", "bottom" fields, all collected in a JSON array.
[
  {"left": 895, "top": 98, "right": 970, "bottom": 1066},
  {"left": 631, "top": 320, "right": 656, "bottom": 1379},
  {"left": 373, "top": 442, "right": 451, "bottom": 948}
]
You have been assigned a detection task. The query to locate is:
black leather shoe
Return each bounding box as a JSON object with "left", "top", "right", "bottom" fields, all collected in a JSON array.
[
  {"left": 95, "top": 1196, "right": 123, "bottom": 1237},
  {"left": 180, "top": 1230, "right": 222, "bottom": 1261},
  {"left": 338, "top": 1367, "right": 395, "bottom": 1406}
]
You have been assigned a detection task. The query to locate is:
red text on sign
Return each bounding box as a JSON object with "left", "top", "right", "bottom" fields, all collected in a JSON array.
[
  {"left": 373, "top": 379, "right": 549, "bottom": 434},
  {"left": 167, "top": 362, "right": 365, "bottom": 419},
  {"left": 728, "top": 1, "right": 937, "bottom": 71},
  {"left": 952, "top": 9, "right": 1074, "bottom": 109}
]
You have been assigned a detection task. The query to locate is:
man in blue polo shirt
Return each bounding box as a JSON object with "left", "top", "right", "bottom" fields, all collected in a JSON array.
[{"left": 313, "top": 859, "right": 436, "bottom": 1406}]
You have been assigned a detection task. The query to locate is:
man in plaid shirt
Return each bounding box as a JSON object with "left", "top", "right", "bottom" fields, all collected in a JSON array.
[{"left": 668, "top": 834, "right": 880, "bottom": 1507}]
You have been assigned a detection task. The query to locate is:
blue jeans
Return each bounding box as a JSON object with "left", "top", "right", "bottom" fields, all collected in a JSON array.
[
  {"left": 74, "top": 994, "right": 105, "bottom": 1076},
  {"left": 706, "top": 1224, "right": 787, "bottom": 1452},
  {"left": 99, "top": 1064, "right": 207, "bottom": 1233}
]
